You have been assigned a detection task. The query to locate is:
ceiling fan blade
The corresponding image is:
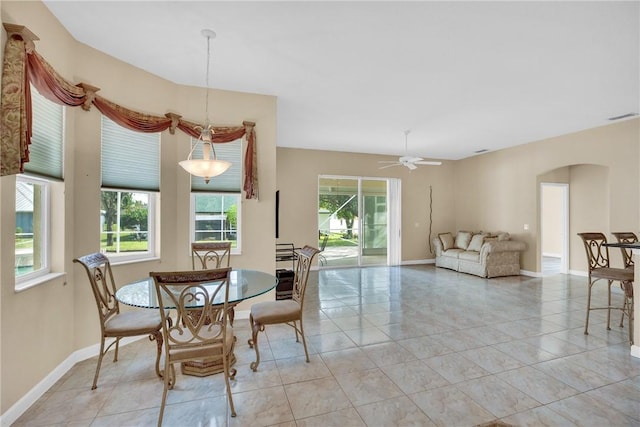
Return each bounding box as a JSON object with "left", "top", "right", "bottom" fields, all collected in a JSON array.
[
  {"left": 414, "top": 161, "right": 442, "bottom": 166},
  {"left": 379, "top": 163, "right": 401, "bottom": 169},
  {"left": 405, "top": 163, "right": 418, "bottom": 170},
  {"left": 378, "top": 160, "right": 400, "bottom": 164}
]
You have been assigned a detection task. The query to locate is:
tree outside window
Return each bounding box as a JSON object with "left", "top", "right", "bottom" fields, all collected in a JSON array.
[{"left": 101, "top": 190, "right": 150, "bottom": 253}]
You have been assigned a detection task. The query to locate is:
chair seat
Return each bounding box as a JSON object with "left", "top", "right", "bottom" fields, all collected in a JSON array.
[
  {"left": 104, "top": 310, "right": 162, "bottom": 336},
  {"left": 251, "top": 300, "right": 300, "bottom": 325},
  {"left": 591, "top": 267, "right": 634, "bottom": 282}
]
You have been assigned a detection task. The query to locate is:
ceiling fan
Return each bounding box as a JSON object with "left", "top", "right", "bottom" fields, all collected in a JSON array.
[{"left": 378, "top": 130, "right": 442, "bottom": 170}]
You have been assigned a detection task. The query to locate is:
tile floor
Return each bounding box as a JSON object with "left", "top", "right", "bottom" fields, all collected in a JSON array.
[{"left": 14, "top": 265, "right": 640, "bottom": 426}]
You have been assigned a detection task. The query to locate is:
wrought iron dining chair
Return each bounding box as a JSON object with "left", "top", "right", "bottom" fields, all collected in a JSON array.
[
  {"left": 150, "top": 267, "right": 236, "bottom": 425},
  {"left": 611, "top": 232, "right": 637, "bottom": 333},
  {"left": 191, "top": 241, "right": 237, "bottom": 325},
  {"left": 611, "top": 232, "right": 637, "bottom": 269},
  {"left": 318, "top": 232, "right": 329, "bottom": 266},
  {"left": 577, "top": 233, "right": 634, "bottom": 344},
  {"left": 248, "top": 245, "right": 320, "bottom": 371},
  {"left": 73, "top": 252, "right": 163, "bottom": 390},
  {"left": 191, "top": 241, "right": 231, "bottom": 270}
]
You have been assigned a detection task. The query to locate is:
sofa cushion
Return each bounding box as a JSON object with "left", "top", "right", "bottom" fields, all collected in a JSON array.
[
  {"left": 439, "top": 233, "right": 454, "bottom": 250},
  {"left": 459, "top": 251, "right": 480, "bottom": 262},
  {"left": 467, "top": 233, "right": 485, "bottom": 252},
  {"left": 442, "top": 248, "right": 465, "bottom": 258},
  {"left": 455, "top": 231, "right": 472, "bottom": 250},
  {"left": 498, "top": 232, "right": 511, "bottom": 241}
]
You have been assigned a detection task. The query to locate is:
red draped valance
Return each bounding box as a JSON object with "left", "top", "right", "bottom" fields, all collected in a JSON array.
[{"left": 0, "top": 23, "right": 258, "bottom": 199}]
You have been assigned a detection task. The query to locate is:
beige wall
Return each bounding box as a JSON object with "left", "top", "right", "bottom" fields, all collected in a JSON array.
[
  {"left": 275, "top": 148, "right": 455, "bottom": 263},
  {"left": 454, "top": 119, "right": 639, "bottom": 273},
  {"left": 1, "top": 0, "right": 276, "bottom": 414}
]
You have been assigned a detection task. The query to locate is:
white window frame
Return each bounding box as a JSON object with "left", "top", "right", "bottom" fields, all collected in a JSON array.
[
  {"left": 190, "top": 192, "right": 242, "bottom": 255},
  {"left": 15, "top": 175, "right": 51, "bottom": 289},
  {"left": 100, "top": 189, "right": 157, "bottom": 263}
]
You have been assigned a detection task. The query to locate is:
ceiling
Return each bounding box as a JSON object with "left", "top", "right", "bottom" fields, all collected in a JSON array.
[{"left": 42, "top": 1, "right": 639, "bottom": 161}]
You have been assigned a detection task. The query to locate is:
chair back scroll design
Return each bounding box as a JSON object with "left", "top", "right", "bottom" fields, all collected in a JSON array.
[
  {"left": 150, "top": 267, "right": 236, "bottom": 424},
  {"left": 292, "top": 245, "right": 317, "bottom": 307},
  {"left": 612, "top": 232, "right": 638, "bottom": 268},
  {"left": 579, "top": 232, "right": 611, "bottom": 270},
  {"left": 74, "top": 252, "right": 163, "bottom": 390},
  {"left": 191, "top": 242, "right": 231, "bottom": 270},
  {"left": 76, "top": 252, "right": 120, "bottom": 323}
]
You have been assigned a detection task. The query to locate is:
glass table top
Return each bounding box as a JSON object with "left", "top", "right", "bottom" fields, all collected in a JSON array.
[{"left": 116, "top": 269, "right": 278, "bottom": 309}]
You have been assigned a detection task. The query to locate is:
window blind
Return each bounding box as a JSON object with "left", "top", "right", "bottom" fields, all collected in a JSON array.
[
  {"left": 191, "top": 138, "right": 242, "bottom": 192},
  {"left": 25, "top": 87, "right": 64, "bottom": 180},
  {"left": 101, "top": 117, "right": 160, "bottom": 191}
]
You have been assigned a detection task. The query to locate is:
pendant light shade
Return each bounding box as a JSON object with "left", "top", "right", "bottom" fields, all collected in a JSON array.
[{"left": 179, "top": 29, "right": 231, "bottom": 184}]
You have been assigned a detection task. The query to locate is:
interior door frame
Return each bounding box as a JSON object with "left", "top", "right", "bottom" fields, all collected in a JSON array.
[{"left": 540, "top": 182, "right": 569, "bottom": 274}]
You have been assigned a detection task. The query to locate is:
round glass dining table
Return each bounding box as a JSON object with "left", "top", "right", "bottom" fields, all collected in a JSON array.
[
  {"left": 116, "top": 269, "right": 278, "bottom": 377},
  {"left": 116, "top": 269, "right": 278, "bottom": 309}
]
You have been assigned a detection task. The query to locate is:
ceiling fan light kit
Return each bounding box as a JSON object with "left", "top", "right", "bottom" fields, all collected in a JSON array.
[{"left": 378, "top": 130, "right": 442, "bottom": 170}]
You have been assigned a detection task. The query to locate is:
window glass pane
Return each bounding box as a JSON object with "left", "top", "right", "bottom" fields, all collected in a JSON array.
[
  {"left": 25, "top": 86, "right": 64, "bottom": 179},
  {"left": 190, "top": 139, "right": 242, "bottom": 192},
  {"left": 101, "top": 190, "right": 153, "bottom": 256},
  {"left": 15, "top": 178, "right": 49, "bottom": 278},
  {"left": 101, "top": 117, "right": 160, "bottom": 191},
  {"left": 192, "top": 193, "right": 240, "bottom": 249}
]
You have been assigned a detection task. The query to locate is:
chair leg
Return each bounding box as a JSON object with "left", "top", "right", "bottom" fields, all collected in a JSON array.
[
  {"left": 223, "top": 350, "right": 236, "bottom": 417},
  {"left": 113, "top": 337, "right": 121, "bottom": 362},
  {"left": 151, "top": 330, "right": 163, "bottom": 378},
  {"left": 298, "top": 319, "right": 310, "bottom": 363},
  {"left": 92, "top": 338, "right": 107, "bottom": 390},
  {"left": 606, "top": 280, "right": 613, "bottom": 330},
  {"left": 248, "top": 313, "right": 263, "bottom": 372},
  {"left": 584, "top": 279, "right": 593, "bottom": 335},
  {"left": 157, "top": 361, "right": 172, "bottom": 427}
]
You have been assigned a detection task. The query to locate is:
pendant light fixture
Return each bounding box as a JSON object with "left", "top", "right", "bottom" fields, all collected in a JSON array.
[{"left": 179, "top": 29, "right": 231, "bottom": 183}]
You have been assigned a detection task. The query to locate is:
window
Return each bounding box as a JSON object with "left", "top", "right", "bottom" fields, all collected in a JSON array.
[
  {"left": 15, "top": 87, "right": 64, "bottom": 288},
  {"left": 15, "top": 176, "right": 50, "bottom": 281},
  {"left": 191, "top": 193, "right": 241, "bottom": 251},
  {"left": 190, "top": 138, "right": 242, "bottom": 253},
  {"left": 100, "top": 190, "right": 155, "bottom": 258},
  {"left": 101, "top": 117, "right": 160, "bottom": 261}
]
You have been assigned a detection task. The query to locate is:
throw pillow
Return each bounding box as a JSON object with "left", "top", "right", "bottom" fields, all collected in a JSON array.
[
  {"left": 455, "top": 231, "right": 472, "bottom": 250},
  {"left": 439, "top": 233, "right": 454, "bottom": 251},
  {"left": 467, "top": 234, "right": 485, "bottom": 252},
  {"left": 498, "top": 232, "right": 511, "bottom": 241}
]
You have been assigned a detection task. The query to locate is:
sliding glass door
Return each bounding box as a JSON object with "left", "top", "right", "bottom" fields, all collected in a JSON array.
[{"left": 318, "top": 176, "right": 399, "bottom": 267}]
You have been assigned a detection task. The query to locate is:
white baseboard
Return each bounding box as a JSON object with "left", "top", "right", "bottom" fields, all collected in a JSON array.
[
  {"left": 569, "top": 269, "right": 587, "bottom": 277},
  {"left": 1, "top": 337, "right": 140, "bottom": 427},
  {"left": 402, "top": 259, "right": 435, "bottom": 265},
  {"left": 520, "top": 269, "right": 539, "bottom": 277},
  {"left": 631, "top": 345, "right": 640, "bottom": 359},
  {"left": 542, "top": 253, "right": 562, "bottom": 258}
]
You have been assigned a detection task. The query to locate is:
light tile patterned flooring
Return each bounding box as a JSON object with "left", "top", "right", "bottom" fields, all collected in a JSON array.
[{"left": 14, "top": 265, "right": 640, "bottom": 426}]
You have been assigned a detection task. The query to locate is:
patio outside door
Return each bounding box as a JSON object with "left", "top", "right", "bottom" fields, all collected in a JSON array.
[{"left": 318, "top": 176, "right": 398, "bottom": 267}]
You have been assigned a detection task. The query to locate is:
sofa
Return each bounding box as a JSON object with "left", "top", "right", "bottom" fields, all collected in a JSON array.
[{"left": 432, "top": 231, "right": 526, "bottom": 278}]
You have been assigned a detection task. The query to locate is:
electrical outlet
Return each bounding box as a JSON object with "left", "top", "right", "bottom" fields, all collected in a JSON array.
[{"left": 524, "top": 224, "right": 529, "bottom": 230}]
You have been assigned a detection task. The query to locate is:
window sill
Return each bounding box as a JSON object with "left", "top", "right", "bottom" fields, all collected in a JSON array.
[
  {"left": 15, "top": 272, "right": 66, "bottom": 293},
  {"left": 109, "top": 256, "right": 161, "bottom": 267}
]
